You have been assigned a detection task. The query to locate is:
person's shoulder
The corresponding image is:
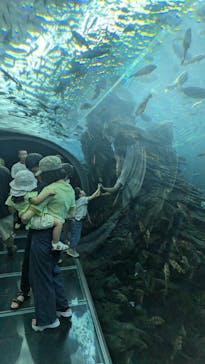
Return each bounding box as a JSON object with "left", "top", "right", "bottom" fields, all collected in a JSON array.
[
  {"left": 0, "top": 166, "right": 11, "bottom": 175},
  {"left": 78, "top": 196, "right": 89, "bottom": 203},
  {"left": 11, "top": 161, "right": 20, "bottom": 168}
]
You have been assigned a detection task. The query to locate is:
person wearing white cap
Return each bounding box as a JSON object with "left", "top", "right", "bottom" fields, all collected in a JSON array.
[
  {"left": 6, "top": 170, "right": 68, "bottom": 252},
  {"left": 11, "top": 150, "right": 28, "bottom": 178}
]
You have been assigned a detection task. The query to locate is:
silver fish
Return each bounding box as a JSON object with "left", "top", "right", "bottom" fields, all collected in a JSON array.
[
  {"left": 166, "top": 71, "right": 188, "bottom": 91},
  {"left": 183, "top": 53, "right": 205, "bottom": 65},
  {"left": 129, "top": 64, "right": 157, "bottom": 78},
  {"left": 135, "top": 94, "right": 152, "bottom": 116}
]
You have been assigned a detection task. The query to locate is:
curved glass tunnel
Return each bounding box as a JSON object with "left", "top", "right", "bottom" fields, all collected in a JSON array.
[{"left": 1, "top": 0, "right": 205, "bottom": 363}]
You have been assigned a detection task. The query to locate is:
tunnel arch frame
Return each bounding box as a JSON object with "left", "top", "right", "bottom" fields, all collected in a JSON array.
[{"left": 0, "top": 129, "right": 89, "bottom": 192}]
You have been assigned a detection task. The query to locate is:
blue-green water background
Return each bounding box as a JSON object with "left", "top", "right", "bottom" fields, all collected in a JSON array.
[{"left": 0, "top": 0, "right": 205, "bottom": 189}]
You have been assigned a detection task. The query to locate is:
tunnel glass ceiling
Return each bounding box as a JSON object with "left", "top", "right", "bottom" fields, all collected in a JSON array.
[{"left": 0, "top": 0, "right": 203, "bottom": 160}]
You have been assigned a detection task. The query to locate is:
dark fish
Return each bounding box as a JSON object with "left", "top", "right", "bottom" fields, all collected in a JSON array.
[
  {"left": 26, "top": 45, "right": 38, "bottom": 56},
  {"left": 123, "top": 24, "right": 135, "bottom": 33},
  {"left": 3, "top": 28, "right": 12, "bottom": 43},
  {"left": 69, "top": 61, "right": 87, "bottom": 77},
  {"left": 134, "top": 262, "right": 146, "bottom": 277},
  {"left": 0, "top": 68, "right": 22, "bottom": 90},
  {"left": 87, "top": 17, "right": 98, "bottom": 31},
  {"left": 80, "top": 102, "right": 92, "bottom": 109},
  {"left": 197, "top": 152, "right": 205, "bottom": 157},
  {"left": 92, "top": 84, "right": 101, "bottom": 100},
  {"left": 129, "top": 64, "right": 157, "bottom": 78},
  {"left": 13, "top": 98, "right": 28, "bottom": 108},
  {"left": 71, "top": 30, "right": 89, "bottom": 48},
  {"left": 135, "top": 94, "right": 152, "bottom": 116},
  {"left": 81, "top": 45, "right": 110, "bottom": 59},
  {"left": 181, "top": 28, "right": 191, "bottom": 65},
  {"left": 182, "top": 87, "right": 205, "bottom": 99}
]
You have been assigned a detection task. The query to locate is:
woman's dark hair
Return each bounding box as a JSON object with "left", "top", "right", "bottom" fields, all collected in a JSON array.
[
  {"left": 40, "top": 168, "right": 66, "bottom": 185},
  {"left": 25, "top": 153, "right": 43, "bottom": 171},
  {"left": 11, "top": 195, "right": 25, "bottom": 203},
  {"left": 62, "top": 163, "right": 74, "bottom": 179},
  {"left": 74, "top": 187, "right": 81, "bottom": 200}
]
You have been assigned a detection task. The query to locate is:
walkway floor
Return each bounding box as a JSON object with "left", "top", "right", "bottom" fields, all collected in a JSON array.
[{"left": 0, "top": 233, "right": 111, "bottom": 364}]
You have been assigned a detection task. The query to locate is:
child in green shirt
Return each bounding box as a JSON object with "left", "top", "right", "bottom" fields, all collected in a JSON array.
[{"left": 6, "top": 170, "right": 68, "bottom": 251}]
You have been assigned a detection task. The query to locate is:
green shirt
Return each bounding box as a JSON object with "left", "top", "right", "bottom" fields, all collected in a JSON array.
[
  {"left": 6, "top": 191, "right": 39, "bottom": 217},
  {"left": 38, "top": 180, "right": 75, "bottom": 222}
]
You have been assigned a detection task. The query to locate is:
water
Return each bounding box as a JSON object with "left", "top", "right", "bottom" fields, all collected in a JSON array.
[{"left": 1, "top": 1, "right": 205, "bottom": 363}]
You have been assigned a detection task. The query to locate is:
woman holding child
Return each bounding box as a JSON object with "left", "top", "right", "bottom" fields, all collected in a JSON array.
[{"left": 29, "top": 156, "right": 76, "bottom": 331}]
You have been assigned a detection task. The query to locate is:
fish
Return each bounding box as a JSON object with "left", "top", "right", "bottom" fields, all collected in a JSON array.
[
  {"left": 197, "top": 152, "right": 205, "bottom": 157},
  {"left": 192, "top": 100, "right": 203, "bottom": 108},
  {"left": 3, "top": 28, "right": 12, "bottom": 43},
  {"left": 92, "top": 84, "right": 101, "bottom": 100},
  {"left": 69, "top": 61, "right": 87, "bottom": 77},
  {"left": 134, "top": 262, "right": 146, "bottom": 277},
  {"left": 135, "top": 94, "right": 152, "bottom": 116},
  {"left": 71, "top": 30, "right": 89, "bottom": 48},
  {"left": 80, "top": 102, "right": 92, "bottom": 109},
  {"left": 183, "top": 53, "right": 205, "bottom": 66},
  {"left": 181, "top": 87, "right": 205, "bottom": 99},
  {"left": 81, "top": 45, "right": 110, "bottom": 59},
  {"left": 181, "top": 28, "right": 192, "bottom": 65},
  {"left": 129, "top": 64, "right": 157, "bottom": 78},
  {"left": 138, "top": 221, "right": 146, "bottom": 233},
  {"left": 26, "top": 45, "right": 38, "bottom": 56},
  {"left": 165, "top": 71, "right": 188, "bottom": 91},
  {"left": 0, "top": 68, "right": 22, "bottom": 90},
  {"left": 86, "top": 17, "right": 98, "bottom": 32},
  {"left": 123, "top": 24, "right": 135, "bottom": 33}
]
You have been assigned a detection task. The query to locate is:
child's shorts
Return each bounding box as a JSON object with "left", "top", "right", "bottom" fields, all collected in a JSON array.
[{"left": 30, "top": 214, "right": 54, "bottom": 230}]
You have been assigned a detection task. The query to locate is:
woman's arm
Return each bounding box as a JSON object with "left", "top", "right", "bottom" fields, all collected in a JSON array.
[
  {"left": 29, "top": 190, "right": 55, "bottom": 205},
  {"left": 87, "top": 184, "right": 101, "bottom": 201},
  {"left": 101, "top": 182, "right": 122, "bottom": 194}
]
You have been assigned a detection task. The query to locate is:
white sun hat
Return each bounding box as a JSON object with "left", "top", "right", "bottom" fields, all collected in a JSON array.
[{"left": 10, "top": 170, "right": 37, "bottom": 197}]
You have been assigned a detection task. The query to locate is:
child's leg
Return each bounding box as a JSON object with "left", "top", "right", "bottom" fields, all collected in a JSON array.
[
  {"left": 21, "top": 209, "right": 35, "bottom": 225},
  {"left": 52, "top": 220, "right": 68, "bottom": 251},
  {"left": 52, "top": 220, "right": 63, "bottom": 243}
]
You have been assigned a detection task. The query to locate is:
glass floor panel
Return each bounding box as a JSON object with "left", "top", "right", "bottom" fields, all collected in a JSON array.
[
  {"left": 0, "top": 250, "right": 76, "bottom": 275},
  {"left": 0, "top": 241, "right": 112, "bottom": 364},
  {"left": 0, "top": 270, "right": 84, "bottom": 312},
  {"left": 0, "top": 307, "right": 105, "bottom": 364}
]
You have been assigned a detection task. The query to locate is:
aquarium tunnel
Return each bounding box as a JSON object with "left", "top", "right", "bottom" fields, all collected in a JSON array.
[{"left": 1, "top": 0, "right": 205, "bottom": 363}]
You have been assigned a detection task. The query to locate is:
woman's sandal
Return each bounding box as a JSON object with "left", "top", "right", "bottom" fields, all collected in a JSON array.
[{"left": 10, "top": 292, "right": 30, "bottom": 310}]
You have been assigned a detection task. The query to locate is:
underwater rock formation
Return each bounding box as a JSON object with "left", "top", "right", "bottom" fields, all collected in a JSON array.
[{"left": 80, "top": 120, "right": 205, "bottom": 364}]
